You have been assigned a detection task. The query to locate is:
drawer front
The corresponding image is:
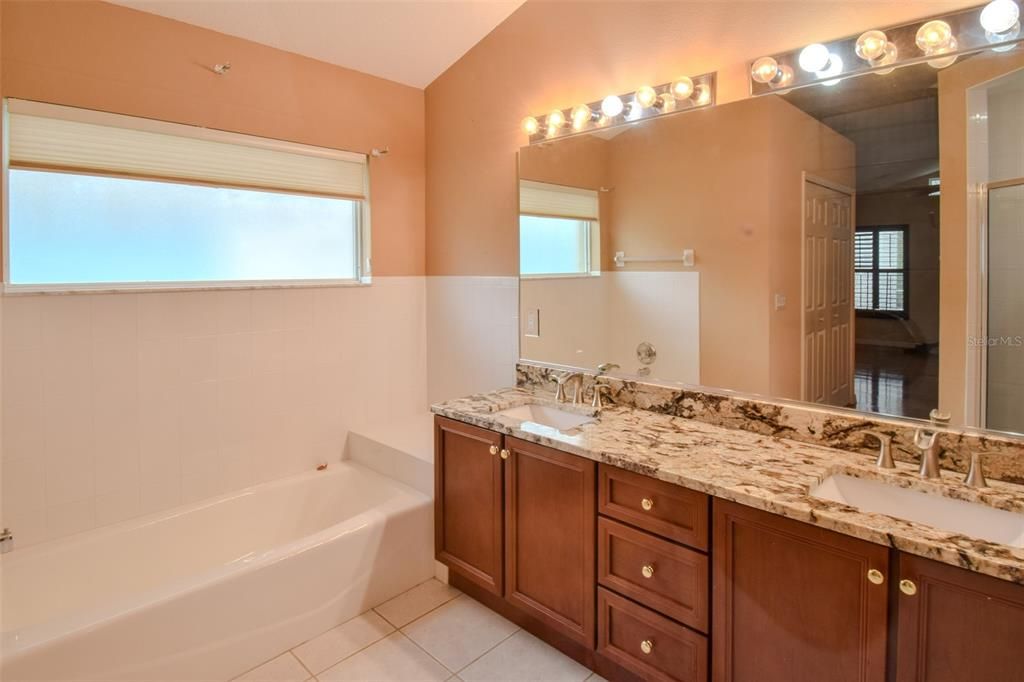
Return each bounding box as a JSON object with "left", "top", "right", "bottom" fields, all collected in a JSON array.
[
  {"left": 598, "top": 517, "right": 709, "bottom": 632},
  {"left": 598, "top": 588, "right": 708, "bottom": 682},
  {"left": 598, "top": 464, "right": 709, "bottom": 550}
]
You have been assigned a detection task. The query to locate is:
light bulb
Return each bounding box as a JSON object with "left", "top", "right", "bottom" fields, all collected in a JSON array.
[
  {"left": 981, "top": 0, "right": 1020, "bottom": 34},
  {"left": 671, "top": 77, "right": 694, "bottom": 99},
  {"left": 659, "top": 94, "right": 676, "bottom": 111},
  {"left": 635, "top": 86, "right": 658, "bottom": 108},
  {"left": 547, "top": 109, "right": 565, "bottom": 130},
  {"left": 693, "top": 83, "right": 711, "bottom": 106},
  {"left": 601, "top": 95, "right": 624, "bottom": 117},
  {"left": 799, "top": 43, "right": 831, "bottom": 73},
  {"left": 570, "top": 104, "right": 592, "bottom": 130},
  {"left": 990, "top": 22, "right": 1021, "bottom": 50},
  {"left": 817, "top": 53, "right": 843, "bottom": 84},
  {"left": 521, "top": 116, "right": 539, "bottom": 136},
  {"left": 855, "top": 30, "right": 889, "bottom": 61},
  {"left": 871, "top": 42, "right": 899, "bottom": 75},
  {"left": 774, "top": 65, "right": 795, "bottom": 87},
  {"left": 751, "top": 57, "right": 780, "bottom": 84},
  {"left": 927, "top": 37, "right": 959, "bottom": 68},
  {"left": 916, "top": 20, "right": 954, "bottom": 52}
]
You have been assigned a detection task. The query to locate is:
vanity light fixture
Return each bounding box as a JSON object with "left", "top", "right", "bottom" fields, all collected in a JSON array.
[
  {"left": 748, "top": 2, "right": 1024, "bottom": 96},
  {"left": 522, "top": 72, "right": 716, "bottom": 143}
]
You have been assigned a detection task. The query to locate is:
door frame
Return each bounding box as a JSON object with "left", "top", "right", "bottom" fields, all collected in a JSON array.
[
  {"left": 970, "top": 176, "right": 1024, "bottom": 429},
  {"left": 800, "top": 172, "right": 857, "bottom": 403}
]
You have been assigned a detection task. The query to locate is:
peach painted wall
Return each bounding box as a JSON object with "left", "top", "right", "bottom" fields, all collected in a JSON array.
[
  {"left": 1, "top": 0, "right": 425, "bottom": 276},
  {"left": 425, "top": 0, "right": 975, "bottom": 278}
]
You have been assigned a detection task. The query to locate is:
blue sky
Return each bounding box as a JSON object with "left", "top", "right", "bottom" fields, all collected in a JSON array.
[{"left": 9, "top": 169, "right": 359, "bottom": 284}]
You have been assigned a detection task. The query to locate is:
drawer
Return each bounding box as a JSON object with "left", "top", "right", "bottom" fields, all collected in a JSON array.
[
  {"left": 598, "top": 517, "right": 708, "bottom": 632},
  {"left": 598, "top": 464, "right": 708, "bottom": 549},
  {"left": 598, "top": 587, "right": 708, "bottom": 682}
]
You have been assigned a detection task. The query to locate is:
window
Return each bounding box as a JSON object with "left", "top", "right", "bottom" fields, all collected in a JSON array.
[
  {"left": 519, "top": 180, "right": 599, "bottom": 276},
  {"left": 4, "top": 99, "right": 370, "bottom": 290},
  {"left": 855, "top": 226, "right": 908, "bottom": 317}
]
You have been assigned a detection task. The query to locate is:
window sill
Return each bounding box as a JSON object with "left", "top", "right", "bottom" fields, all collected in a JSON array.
[
  {"left": 520, "top": 272, "right": 601, "bottom": 281},
  {"left": 3, "top": 278, "right": 371, "bottom": 296}
]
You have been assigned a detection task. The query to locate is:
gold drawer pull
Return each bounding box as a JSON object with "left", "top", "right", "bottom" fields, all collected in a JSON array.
[
  {"left": 489, "top": 445, "right": 499, "bottom": 455},
  {"left": 641, "top": 564, "right": 655, "bottom": 579},
  {"left": 641, "top": 497, "right": 654, "bottom": 511},
  {"left": 640, "top": 639, "right": 654, "bottom": 655},
  {"left": 500, "top": 448, "right": 510, "bottom": 460},
  {"left": 867, "top": 569, "right": 884, "bottom": 585},
  {"left": 900, "top": 579, "right": 918, "bottom": 596}
]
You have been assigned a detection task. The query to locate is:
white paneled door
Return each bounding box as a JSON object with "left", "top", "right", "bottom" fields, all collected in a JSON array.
[{"left": 803, "top": 179, "right": 855, "bottom": 407}]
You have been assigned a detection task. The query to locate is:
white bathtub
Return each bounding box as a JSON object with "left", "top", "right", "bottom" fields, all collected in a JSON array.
[{"left": 0, "top": 462, "right": 434, "bottom": 681}]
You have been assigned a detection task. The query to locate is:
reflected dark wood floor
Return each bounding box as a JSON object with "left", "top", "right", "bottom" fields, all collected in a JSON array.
[{"left": 854, "top": 345, "right": 938, "bottom": 421}]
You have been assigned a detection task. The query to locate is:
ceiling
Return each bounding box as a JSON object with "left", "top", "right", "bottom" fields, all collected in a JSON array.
[{"left": 109, "top": 0, "right": 525, "bottom": 89}]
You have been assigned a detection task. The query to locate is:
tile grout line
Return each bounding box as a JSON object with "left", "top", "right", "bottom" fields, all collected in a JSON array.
[
  {"left": 296, "top": 622, "right": 395, "bottom": 677},
  {"left": 287, "top": 649, "right": 315, "bottom": 679},
  {"left": 393, "top": 629, "right": 459, "bottom": 677},
  {"left": 451, "top": 626, "right": 522, "bottom": 676},
  {"left": 376, "top": 585, "right": 463, "bottom": 630}
]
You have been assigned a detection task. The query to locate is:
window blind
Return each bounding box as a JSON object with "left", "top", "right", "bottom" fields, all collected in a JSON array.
[
  {"left": 519, "top": 180, "right": 599, "bottom": 221},
  {"left": 7, "top": 99, "right": 367, "bottom": 199}
]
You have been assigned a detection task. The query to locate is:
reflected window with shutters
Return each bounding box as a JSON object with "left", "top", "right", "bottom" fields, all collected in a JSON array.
[{"left": 854, "top": 225, "right": 909, "bottom": 318}]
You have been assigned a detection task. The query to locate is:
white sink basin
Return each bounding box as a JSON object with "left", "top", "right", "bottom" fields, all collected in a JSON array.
[
  {"left": 496, "top": 404, "right": 595, "bottom": 432},
  {"left": 811, "top": 474, "right": 1024, "bottom": 547}
]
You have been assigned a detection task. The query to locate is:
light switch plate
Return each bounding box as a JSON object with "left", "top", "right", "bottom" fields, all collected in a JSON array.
[
  {"left": 526, "top": 308, "right": 540, "bottom": 337},
  {"left": 774, "top": 293, "right": 787, "bottom": 310}
]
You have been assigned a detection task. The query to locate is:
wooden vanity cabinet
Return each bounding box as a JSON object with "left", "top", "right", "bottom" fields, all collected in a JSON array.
[
  {"left": 894, "top": 552, "right": 1024, "bottom": 682},
  {"left": 434, "top": 417, "right": 597, "bottom": 650},
  {"left": 504, "top": 436, "right": 596, "bottom": 647},
  {"left": 434, "top": 417, "right": 504, "bottom": 596},
  {"left": 712, "top": 499, "right": 889, "bottom": 682}
]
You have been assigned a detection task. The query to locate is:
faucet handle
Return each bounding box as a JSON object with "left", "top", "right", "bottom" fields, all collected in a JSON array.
[
  {"left": 966, "top": 451, "right": 997, "bottom": 488},
  {"left": 929, "top": 409, "right": 952, "bottom": 425},
  {"left": 862, "top": 430, "right": 895, "bottom": 469},
  {"left": 591, "top": 382, "right": 612, "bottom": 410},
  {"left": 597, "top": 362, "right": 620, "bottom": 376},
  {"left": 913, "top": 428, "right": 937, "bottom": 450}
]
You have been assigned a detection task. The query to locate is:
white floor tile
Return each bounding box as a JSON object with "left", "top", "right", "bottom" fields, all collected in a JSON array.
[
  {"left": 402, "top": 595, "right": 518, "bottom": 672},
  {"left": 318, "top": 632, "right": 451, "bottom": 682},
  {"left": 458, "top": 630, "right": 591, "bottom": 682},
  {"left": 373, "top": 578, "right": 461, "bottom": 628},
  {"left": 293, "top": 610, "right": 395, "bottom": 674},
  {"left": 235, "top": 652, "right": 311, "bottom": 681}
]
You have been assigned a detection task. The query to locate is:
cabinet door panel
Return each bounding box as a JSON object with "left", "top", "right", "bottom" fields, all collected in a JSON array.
[
  {"left": 505, "top": 436, "right": 596, "bottom": 647},
  {"left": 713, "top": 499, "right": 888, "bottom": 682},
  {"left": 435, "top": 416, "right": 504, "bottom": 595},
  {"left": 895, "top": 552, "right": 1024, "bottom": 682}
]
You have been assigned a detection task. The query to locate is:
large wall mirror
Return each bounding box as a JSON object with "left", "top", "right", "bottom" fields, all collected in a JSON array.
[{"left": 518, "top": 44, "right": 1024, "bottom": 437}]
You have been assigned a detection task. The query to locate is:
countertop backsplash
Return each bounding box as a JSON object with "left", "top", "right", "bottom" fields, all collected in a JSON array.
[{"left": 516, "top": 362, "right": 1024, "bottom": 485}]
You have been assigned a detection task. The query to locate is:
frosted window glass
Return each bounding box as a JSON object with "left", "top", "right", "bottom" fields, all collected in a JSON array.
[
  {"left": 520, "top": 215, "right": 589, "bottom": 276},
  {"left": 9, "top": 169, "right": 360, "bottom": 285}
]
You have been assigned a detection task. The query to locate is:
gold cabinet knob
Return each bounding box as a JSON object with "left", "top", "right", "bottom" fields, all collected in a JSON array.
[
  {"left": 641, "top": 497, "right": 654, "bottom": 511},
  {"left": 489, "top": 445, "right": 499, "bottom": 455},
  {"left": 500, "top": 448, "right": 510, "bottom": 460},
  {"left": 867, "top": 569, "right": 885, "bottom": 585},
  {"left": 641, "top": 564, "right": 655, "bottom": 579},
  {"left": 900, "top": 579, "right": 918, "bottom": 596},
  {"left": 640, "top": 639, "right": 654, "bottom": 655}
]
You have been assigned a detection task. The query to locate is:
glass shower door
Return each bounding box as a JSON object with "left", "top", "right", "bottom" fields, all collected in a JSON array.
[{"left": 986, "top": 181, "right": 1024, "bottom": 433}]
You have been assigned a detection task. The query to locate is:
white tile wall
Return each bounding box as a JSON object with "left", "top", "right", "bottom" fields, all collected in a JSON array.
[
  {"left": 1, "top": 277, "right": 428, "bottom": 547},
  {"left": 426, "top": 277, "right": 518, "bottom": 404}
]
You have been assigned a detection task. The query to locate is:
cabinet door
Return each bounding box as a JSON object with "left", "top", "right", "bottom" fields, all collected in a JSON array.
[
  {"left": 895, "top": 552, "right": 1024, "bottom": 682},
  {"left": 505, "top": 436, "right": 596, "bottom": 647},
  {"left": 435, "top": 416, "right": 504, "bottom": 596},
  {"left": 713, "top": 499, "right": 888, "bottom": 682}
]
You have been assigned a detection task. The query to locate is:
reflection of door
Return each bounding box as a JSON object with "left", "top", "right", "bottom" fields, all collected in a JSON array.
[
  {"left": 803, "top": 179, "right": 855, "bottom": 407},
  {"left": 985, "top": 180, "right": 1024, "bottom": 433}
]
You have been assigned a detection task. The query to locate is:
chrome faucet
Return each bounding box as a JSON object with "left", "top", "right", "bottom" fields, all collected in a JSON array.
[
  {"left": 862, "top": 430, "right": 895, "bottom": 469},
  {"left": 913, "top": 409, "right": 951, "bottom": 479},
  {"left": 590, "top": 381, "right": 612, "bottom": 411},
  {"left": 554, "top": 372, "right": 584, "bottom": 404}
]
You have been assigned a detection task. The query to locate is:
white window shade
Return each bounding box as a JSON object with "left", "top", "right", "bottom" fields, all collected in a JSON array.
[
  {"left": 7, "top": 100, "right": 367, "bottom": 199},
  {"left": 519, "top": 180, "right": 599, "bottom": 221}
]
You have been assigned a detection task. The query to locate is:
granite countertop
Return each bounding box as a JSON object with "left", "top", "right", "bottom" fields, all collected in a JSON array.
[{"left": 432, "top": 387, "right": 1024, "bottom": 585}]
